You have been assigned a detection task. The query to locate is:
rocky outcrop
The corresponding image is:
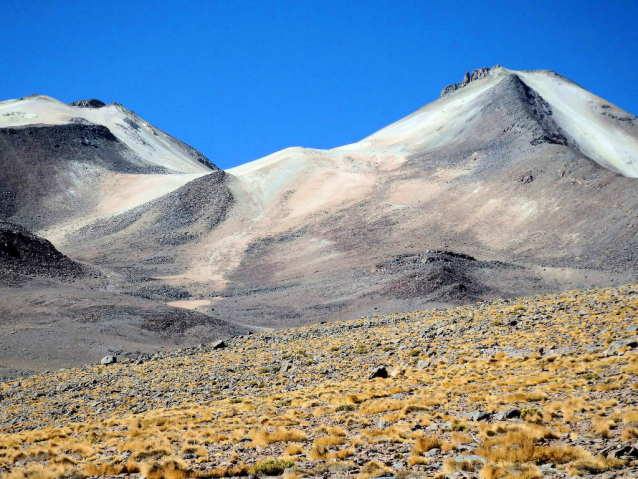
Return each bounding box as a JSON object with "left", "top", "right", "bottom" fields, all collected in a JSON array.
[
  {"left": 441, "top": 66, "right": 494, "bottom": 97},
  {"left": 69, "top": 99, "right": 106, "bottom": 108},
  {"left": 0, "top": 221, "right": 86, "bottom": 280},
  {"left": 471, "top": 67, "right": 491, "bottom": 81}
]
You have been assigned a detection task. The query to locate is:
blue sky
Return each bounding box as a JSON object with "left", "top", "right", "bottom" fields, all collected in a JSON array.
[{"left": 1, "top": 0, "right": 637, "bottom": 169}]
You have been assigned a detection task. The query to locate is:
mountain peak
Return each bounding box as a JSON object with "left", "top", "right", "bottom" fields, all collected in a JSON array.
[{"left": 440, "top": 65, "right": 500, "bottom": 97}]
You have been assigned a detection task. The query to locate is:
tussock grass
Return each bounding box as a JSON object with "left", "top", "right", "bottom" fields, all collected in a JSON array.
[
  {"left": 1, "top": 285, "right": 637, "bottom": 477},
  {"left": 249, "top": 458, "right": 296, "bottom": 476},
  {"left": 249, "top": 427, "right": 307, "bottom": 446}
]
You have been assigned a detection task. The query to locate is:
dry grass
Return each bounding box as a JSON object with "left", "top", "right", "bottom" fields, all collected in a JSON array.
[
  {"left": 249, "top": 427, "right": 307, "bottom": 446},
  {"left": 593, "top": 416, "right": 617, "bottom": 438},
  {"left": 313, "top": 435, "right": 346, "bottom": 448},
  {"left": 622, "top": 410, "right": 638, "bottom": 423},
  {"left": 1, "top": 284, "right": 636, "bottom": 478},
  {"left": 358, "top": 460, "right": 391, "bottom": 479},
  {"left": 413, "top": 435, "right": 442, "bottom": 453}
]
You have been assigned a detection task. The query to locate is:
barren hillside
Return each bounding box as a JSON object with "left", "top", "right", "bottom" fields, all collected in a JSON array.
[
  {"left": 54, "top": 67, "right": 638, "bottom": 329},
  {"left": 1, "top": 66, "right": 637, "bottom": 372}
]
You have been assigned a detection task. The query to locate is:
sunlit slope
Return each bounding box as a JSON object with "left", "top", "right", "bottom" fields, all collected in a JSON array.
[
  {"left": 1, "top": 284, "right": 637, "bottom": 478},
  {"left": 0, "top": 95, "right": 215, "bottom": 233},
  {"left": 517, "top": 70, "right": 638, "bottom": 177},
  {"left": 0, "top": 95, "right": 214, "bottom": 173}
]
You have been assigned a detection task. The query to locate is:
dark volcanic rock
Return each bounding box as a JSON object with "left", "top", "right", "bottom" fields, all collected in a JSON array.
[
  {"left": 471, "top": 67, "right": 492, "bottom": 81},
  {"left": 69, "top": 99, "right": 106, "bottom": 108},
  {"left": 0, "top": 123, "right": 166, "bottom": 174},
  {"left": 0, "top": 122, "right": 171, "bottom": 229},
  {"left": 373, "top": 250, "right": 510, "bottom": 303},
  {"left": 441, "top": 66, "right": 493, "bottom": 97},
  {"left": 0, "top": 221, "right": 85, "bottom": 281},
  {"left": 71, "top": 171, "right": 234, "bottom": 256}
]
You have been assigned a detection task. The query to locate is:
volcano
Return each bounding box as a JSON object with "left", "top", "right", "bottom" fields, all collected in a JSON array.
[{"left": 1, "top": 66, "right": 637, "bottom": 372}]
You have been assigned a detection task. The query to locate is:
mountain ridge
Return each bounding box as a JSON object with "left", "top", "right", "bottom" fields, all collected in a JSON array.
[{"left": 0, "top": 66, "right": 637, "bottom": 372}]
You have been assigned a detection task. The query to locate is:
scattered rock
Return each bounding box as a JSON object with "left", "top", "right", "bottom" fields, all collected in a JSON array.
[
  {"left": 495, "top": 407, "right": 521, "bottom": 421},
  {"left": 368, "top": 366, "right": 388, "bottom": 379},
  {"left": 604, "top": 338, "right": 637, "bottom": 357}
]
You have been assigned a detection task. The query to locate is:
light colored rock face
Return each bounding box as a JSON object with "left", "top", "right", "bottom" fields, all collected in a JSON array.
[{"left": 515, "top": 70, "right": 638, "bottom": 178}]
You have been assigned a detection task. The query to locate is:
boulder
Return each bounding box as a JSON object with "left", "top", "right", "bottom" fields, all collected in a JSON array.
[
  {"left": 369, "top": 366, "right": 389, "bottom": 379},
  {"left": 605, "top": 444, "right": 637, "bottom": 458},
  {"left": 604, "top": 337, "right": 637, "bottom": 357},
  {"left": 416, "top": 359, "right": 431, "bottom": 370},
  {"left": 465, "top": 410, "right": 490, "bottom": 422},
  {"left": 495, "top": 407, "right": 521, "bottom": 421},
  {"left": 211, "top": 340, "right": 226, "bottom": 350},
  {"left": 100, "top": 356, "right": 117, "bottom": 365}
]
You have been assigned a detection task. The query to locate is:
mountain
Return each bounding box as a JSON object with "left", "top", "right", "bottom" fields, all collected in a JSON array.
[
  {"left": 0, "top": 94, "right": 215, "bottom": 232},
  {"left": 0, "top": 220, "right": 86, "bottom": 282},
  {"left": 0, "top": 97, "right": 242, "bottom": 375},
  {"left": 55, "top": 66, "right": 638, "bottom": 325},
  {"left": 1, "top": 66, "right": 637, "bottom": 372}
]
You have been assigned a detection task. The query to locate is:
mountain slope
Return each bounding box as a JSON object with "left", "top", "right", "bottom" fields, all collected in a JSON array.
[
  {"left": 0, "top": 94, "right": 215, "bottom": 173},
  {"left": 0, "top": 95, "right": 215, "bottom": 231},
  {"left": 516, "top": 70, "right": 638, "bottom": 177},
  {"left": 50, "top": 66, "right": 638, "bottom": 330},
  {"left": 0, "top": 222, "right": 249, "bottom": 377},
  {"left": 1, "top": 66, "right": 637, "bottom": 372}
]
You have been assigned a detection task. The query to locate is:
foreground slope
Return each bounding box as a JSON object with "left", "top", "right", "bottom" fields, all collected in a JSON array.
[
  {"left": 57, "top": 66, "right": 638, "bottom": 329},
  {"left": 1, "top": 284, "right": 637, "bottom": 478}
]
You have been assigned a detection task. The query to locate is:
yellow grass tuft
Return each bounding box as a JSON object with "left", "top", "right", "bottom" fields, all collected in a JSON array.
[{"left": 250, "top": 427, "right": 307, "bottom": 446}]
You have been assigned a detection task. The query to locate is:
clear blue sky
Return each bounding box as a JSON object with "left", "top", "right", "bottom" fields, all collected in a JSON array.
[{"left": 2, "top": 0, "right": 637, "bottom": 169}]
